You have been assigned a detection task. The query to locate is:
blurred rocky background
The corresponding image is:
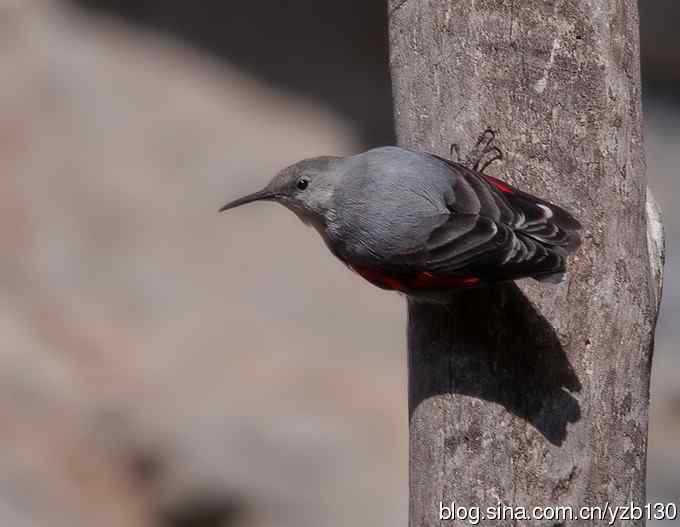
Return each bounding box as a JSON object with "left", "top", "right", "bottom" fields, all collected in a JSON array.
[{"left": 0, "top": 0, "right": 676, "bottom": 526}]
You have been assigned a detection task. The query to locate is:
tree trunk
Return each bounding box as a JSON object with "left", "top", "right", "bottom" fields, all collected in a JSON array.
[{"left": 388, "top": 1, "right": 664, "bottom": 525}]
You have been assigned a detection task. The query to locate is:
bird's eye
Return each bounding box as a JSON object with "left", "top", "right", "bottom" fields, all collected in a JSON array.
[{"left": 296, "top": 177, "right": 309, "bottom": 190}]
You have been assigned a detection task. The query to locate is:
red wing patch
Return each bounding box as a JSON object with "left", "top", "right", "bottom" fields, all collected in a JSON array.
[
  {"left": 411, "top": 272, "right": 480, "bottom": 288},
  {"left": 350, "top": 266, "right": 479, "bottom": 291},
  {"left": 350, "top": 266, "right": 406, "bottom": 291},
  {"left": 481, "top": 174, "right": 515, "bottom": 194}
]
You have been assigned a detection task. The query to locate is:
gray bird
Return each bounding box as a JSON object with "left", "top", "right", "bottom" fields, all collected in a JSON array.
[{"left": 220, "top": 140, "right": 580, "bottom": 301}]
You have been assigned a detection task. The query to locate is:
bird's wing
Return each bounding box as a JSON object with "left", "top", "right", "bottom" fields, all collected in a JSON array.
[
  {"left": 432, "top": 156, "right": 581, "bottom": 248},
  {"left": 406, "top": 156, "right": 581, "bottom": 283}
]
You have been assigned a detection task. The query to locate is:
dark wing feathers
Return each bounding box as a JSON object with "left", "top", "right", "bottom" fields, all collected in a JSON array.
[
  {"left": 427, "top": 216, "right": 508, "bottom": 271},
  {"left": 484, "top": 175, "right": 581, "bottom": 249},
  {"left": 418, "top": 156, "right": 581, "bottom": 283}
]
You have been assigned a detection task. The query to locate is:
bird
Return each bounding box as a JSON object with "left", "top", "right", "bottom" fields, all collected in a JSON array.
[{"left": 220, "top": 131, "right": 581, "bottom": 302}]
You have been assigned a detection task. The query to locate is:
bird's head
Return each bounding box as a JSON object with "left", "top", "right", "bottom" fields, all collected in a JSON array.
[{"left": 220, "top": 156, "right": 340, "bottom": 228}]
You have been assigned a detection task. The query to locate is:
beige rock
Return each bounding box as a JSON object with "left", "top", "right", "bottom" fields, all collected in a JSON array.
[{"left": 0, "top": 2, "right": 408, "bottom": 527}]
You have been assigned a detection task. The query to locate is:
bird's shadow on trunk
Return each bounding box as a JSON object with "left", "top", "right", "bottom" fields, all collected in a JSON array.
[{"left": 407, "top": 283, "right": 581, "bottom": 446}]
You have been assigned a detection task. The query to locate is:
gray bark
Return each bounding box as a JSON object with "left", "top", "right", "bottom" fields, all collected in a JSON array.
[{"left": 389, "top": 1, "right": 663, "bottom": 525}]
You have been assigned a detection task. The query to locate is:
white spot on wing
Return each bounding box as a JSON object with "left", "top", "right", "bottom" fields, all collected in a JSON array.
[{"left": 538, "top": 204, "right": 554, "bottom": 218}]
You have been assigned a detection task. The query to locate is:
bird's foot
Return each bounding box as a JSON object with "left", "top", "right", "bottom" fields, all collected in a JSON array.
[{"left": 449, "top": 128, "right": 504, "bottom": 174}]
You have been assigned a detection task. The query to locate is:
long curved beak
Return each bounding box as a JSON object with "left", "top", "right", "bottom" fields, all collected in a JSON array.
[{"left": 219, "top": 188, "right": 276, "bottom": 212}]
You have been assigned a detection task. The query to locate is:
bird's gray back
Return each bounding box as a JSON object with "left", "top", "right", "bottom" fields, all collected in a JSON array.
[{"left": 328, "top": 147, "right": 454, "bottom": 264}]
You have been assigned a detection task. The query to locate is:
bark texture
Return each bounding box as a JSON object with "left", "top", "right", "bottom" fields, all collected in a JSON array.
[{"left": 389, "top": 1, "right": 663, "bottom": 525}]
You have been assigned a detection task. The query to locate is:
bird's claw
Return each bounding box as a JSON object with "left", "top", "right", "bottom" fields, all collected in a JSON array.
[{"left": 449, "top": 128, "right": 505, "bottom": 174}]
